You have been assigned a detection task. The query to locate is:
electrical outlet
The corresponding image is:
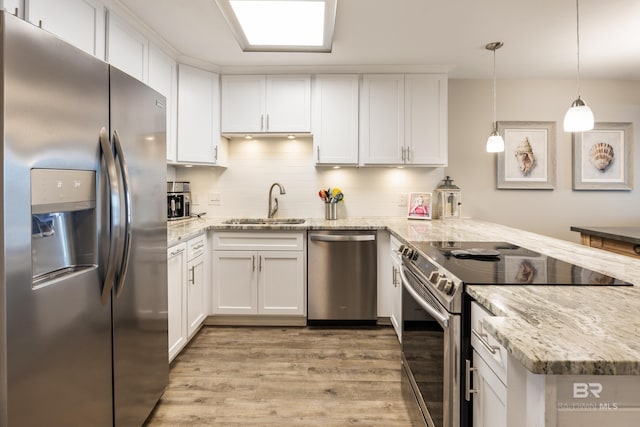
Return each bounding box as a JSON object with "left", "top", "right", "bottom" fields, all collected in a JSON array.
[
  {"left": 208, "top": 192, "right": 221, "bottom": 206},
  {"left": 398, "top": 193, "right": 407, "bottom": 207}
]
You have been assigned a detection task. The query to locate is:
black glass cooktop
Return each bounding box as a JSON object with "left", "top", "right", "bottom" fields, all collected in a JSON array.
[{"left": 408, "top": 241, "right": 631, "bottom": 286}]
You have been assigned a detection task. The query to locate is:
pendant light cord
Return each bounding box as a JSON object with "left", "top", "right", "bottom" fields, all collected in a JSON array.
[
  {"left": 575, "top": 0, "right": 581, "bottom": 97},
  {"left": 492, "top": 47, "right": 497, "bottom": 131}
]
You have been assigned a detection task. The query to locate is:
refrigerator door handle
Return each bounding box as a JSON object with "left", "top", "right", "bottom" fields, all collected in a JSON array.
[
  {"left": 99, "top": 127, "right": 121, "bottom": 305},
  {"left": 112, "top": 130, "right": 132, "bottom": 299}
]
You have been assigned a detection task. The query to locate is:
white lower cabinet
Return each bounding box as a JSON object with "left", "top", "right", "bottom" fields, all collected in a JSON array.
[
  {"left": 186, "top": 234, "right": 207, "bottom": 336},
  {"left": 389, "top": 235, "right": 403, "bottom": 341},
  {"left": 167, "top": 242, "right": 187, "bottom": 362},
  {"left": 167, "top": 233, "right": 208, "bottom": 362},
  {"left": 212, "top": 232, "right": 306, "bottom": 318},
  {"left": 472, "top": 349, "right": 507, "bottom": 427}
]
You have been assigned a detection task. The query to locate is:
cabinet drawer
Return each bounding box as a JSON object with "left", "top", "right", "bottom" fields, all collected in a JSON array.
[
  {"left": 168, "top": 242, "right": 187, "bottom": 259},
  {"left": 213, "top": 232, "right": 304, "bottom": 251},
  {"left": 471, "top": 302, "right": 508, "bottom": 384},
  {"left": 187, "top": 233, "right": 207, "bottom": 260}
]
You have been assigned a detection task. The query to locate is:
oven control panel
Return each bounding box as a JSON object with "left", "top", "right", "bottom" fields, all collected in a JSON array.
[{"left": 400, "top": 244, "right": 459, "bottom": 297}]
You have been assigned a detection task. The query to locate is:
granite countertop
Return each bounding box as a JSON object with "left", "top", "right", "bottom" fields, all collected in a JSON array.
[
  {"left": 167, "top": 217, "right": 640, "bottom": 375},
  {"left": 570, "top": 225, "right": 640, "bottom": 245}
]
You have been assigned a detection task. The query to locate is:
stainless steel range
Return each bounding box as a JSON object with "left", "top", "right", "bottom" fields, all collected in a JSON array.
[{"left": 398, "top": 241, "right": 631, "bottom": 427}]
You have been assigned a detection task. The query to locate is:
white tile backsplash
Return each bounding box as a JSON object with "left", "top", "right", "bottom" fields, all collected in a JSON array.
[{"left": 173, "top": 137, "right": 444, "bottom": 218}]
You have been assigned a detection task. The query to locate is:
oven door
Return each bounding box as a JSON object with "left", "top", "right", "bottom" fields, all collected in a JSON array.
[{"left": 400, "top": 264, "right": 461, "bottom": 427}]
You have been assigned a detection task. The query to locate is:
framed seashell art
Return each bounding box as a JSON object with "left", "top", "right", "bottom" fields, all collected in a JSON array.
[
  {"left": 496, "top": 121, "right": 556, "bottom": 189},
  {"left": 572, "top": 122, "right": 633, "bottom": 190}
]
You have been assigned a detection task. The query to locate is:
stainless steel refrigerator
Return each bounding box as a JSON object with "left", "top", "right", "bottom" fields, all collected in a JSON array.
[{"left": 0, "top": 12, "right": 168, "bottom": 427}]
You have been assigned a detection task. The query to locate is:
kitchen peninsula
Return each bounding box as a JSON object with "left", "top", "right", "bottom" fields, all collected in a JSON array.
[
  {"left": 169, "top": 217, "right": 640, "bottom": 371},
  {"left": 571, "top": 225, "right": 640, "bottom": 259}
]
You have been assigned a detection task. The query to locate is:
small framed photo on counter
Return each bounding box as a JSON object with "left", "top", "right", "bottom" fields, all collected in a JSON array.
[
  {"left": 572, "top": 122, "right": 633, "bottom": 191},
  {"left": 408, "top": 192, "right": 432, "bottom": 220}
]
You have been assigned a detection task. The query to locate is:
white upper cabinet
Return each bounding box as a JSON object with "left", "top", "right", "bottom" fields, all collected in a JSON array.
[
  {"left": 404, "top": 74, "right": 448, "bottom": 166},
  {"left": 360, "top": 73, "right": 448, "bottom": 166},
  {"left": 106, "top": 11, "right": 148, "bottom": 82},
  {"left": 177, "top": 64, "right": 223, "bottom": 165},
  {"left": 27, "top": 0, "right": 105, "bottom": 59},
  {"left": 221, "top": 75, "right": 311, "bottom": 134},
  {"left": 2, "top": 0, "right": 22, "bottom": 18},
  {"left": 312, "top": 75, "right": 359, "bottom": 165},
  {"left": 147, "top": 44, "right": 177, "bottom": 162},
  {"left": 359, "top": 74, "right": 405, "bottom": 164}
]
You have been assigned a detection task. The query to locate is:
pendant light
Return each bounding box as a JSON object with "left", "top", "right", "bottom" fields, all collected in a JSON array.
[
  {"left": 486, "top": 41, "right": 504, "bottom": 153},
  {"left": 563, "top": 0, "right": 594, "bottom": 132}
]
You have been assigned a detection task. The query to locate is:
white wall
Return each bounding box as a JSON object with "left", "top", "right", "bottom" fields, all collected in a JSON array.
[
  {"left": 172, "top": 137, "right": 444, "bottom": 219},
  {"left": 447, "top": 79, "right": 640, "bottom": 242}
]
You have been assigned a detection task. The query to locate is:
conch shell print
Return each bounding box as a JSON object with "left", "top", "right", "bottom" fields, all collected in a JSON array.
[
  {"left": 514, "top": 137, "right": 536, "bottom": 175},
  {"left": 589, "top": 142, "right": 614, "bottom": 172}
]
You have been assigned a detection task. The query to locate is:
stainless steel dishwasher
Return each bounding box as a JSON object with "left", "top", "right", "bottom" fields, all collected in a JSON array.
[{"left": 307, "top": 230, "right": 377, "bottom": 323}]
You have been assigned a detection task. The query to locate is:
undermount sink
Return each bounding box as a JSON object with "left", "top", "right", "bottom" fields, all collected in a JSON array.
[{"left": 223, "top": 218, "right": 306, "bottom": 225}]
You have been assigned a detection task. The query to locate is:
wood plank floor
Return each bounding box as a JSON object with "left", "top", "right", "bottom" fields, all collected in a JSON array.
[{"left": 144, "top": 326, "right": 422, "bottom": 426}]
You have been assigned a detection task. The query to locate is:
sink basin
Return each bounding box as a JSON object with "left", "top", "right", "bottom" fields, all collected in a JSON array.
[{"left": 223, "top": 218, "right": 306, "bottom": 225}]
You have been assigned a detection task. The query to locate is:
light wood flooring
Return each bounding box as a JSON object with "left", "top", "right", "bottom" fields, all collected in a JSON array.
[{"left": 144, "top": 326, "right": 422, "bottom": 426}]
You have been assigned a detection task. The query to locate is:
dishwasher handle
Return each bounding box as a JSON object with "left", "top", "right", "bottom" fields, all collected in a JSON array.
[{"left": 309, "top": 233, "right": 376, "bottom": 242}]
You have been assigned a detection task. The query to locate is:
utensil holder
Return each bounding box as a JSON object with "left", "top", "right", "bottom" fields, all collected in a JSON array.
[{"left": 325, "top": 202, "right": 337, "bottom": 220}]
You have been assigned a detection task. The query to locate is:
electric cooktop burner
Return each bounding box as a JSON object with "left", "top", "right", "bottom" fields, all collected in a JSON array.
[{"left": 407, "top": 241, "right": 631, "bottom": 286}]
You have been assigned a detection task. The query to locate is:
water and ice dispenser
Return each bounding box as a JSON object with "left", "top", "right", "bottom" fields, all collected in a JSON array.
[{"left": 31, "top": 169, "right": 97, "bottom": 287}]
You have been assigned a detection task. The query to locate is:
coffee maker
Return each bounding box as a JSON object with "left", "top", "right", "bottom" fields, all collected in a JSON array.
[{"left": 167, "top": 181, "right": 191, "bottom": 220}]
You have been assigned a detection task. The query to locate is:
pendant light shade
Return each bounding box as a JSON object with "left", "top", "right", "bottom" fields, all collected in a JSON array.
[
  {"left": 485, "top": 41, "right": 504, "bottom": 153},
  {"left": 564, "top": 0, "right": 594, "bottom": 132}
]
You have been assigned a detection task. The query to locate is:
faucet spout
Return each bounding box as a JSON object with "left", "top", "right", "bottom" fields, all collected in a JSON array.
[{"left": 268, "top": 182, "right": 286, "bottom": 218}]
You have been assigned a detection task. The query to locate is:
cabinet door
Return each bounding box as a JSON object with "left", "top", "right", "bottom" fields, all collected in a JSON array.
[
  {"left": 312, "top": 75, "right": 359, "bottom": 165},
  {"left": 405, "top": 74, "right": 448, "bottom": 165},
  {"left": 186, "top": 254, "right": 206, "bottom": 337},
  {"left": 148, "top": 44, "right": 177, "bottom": 162},
  {"left": 27, "top": 0, "right": 105, "bottom": 59},
  {"left": 212, "top": 251, "right": 257, "bottom": 314},
  {"left": 3, "top": 0, "right": 22, "bottom": 17},
  {"left": 220, "top": 75, "right": 265, "bottom": 133},
  {"left": 360, "top": 74, "right": 405, "bottom": 164},
  {"left": 472, "top": 350, "right": 507, "bottom": 427},
  {"left": 177, "top": 64, "right": 220, "bottom": 163},
  {"left": 265, "top": 75, "right": 311, "bottom": 132},
  {"left": 390, "top": 251, "right": 402, "bottom": 341},
  {"left": 258, "top": 251, "right": 305, "bottom": 315},
  {"left": 167, "top": 244, "right": 187, "bottom": 362},
  {"left": 106, "top": 11, "right": 148, "bottom": 82}
]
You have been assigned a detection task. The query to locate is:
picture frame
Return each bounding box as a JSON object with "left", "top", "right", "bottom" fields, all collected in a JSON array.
[
  {"left": 407, "top": 192, "right": 432, "bottom": 220},
  {"left": 496, "top": 121, "right": 556, "bottom": 190},
  {"left": 572, "top": 122, "right": 633, "bottom": 191}
]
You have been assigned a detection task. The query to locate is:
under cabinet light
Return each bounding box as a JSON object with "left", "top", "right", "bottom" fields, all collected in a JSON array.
[{"left": 215, "top": 0, "right": 337, "bottom": 52}]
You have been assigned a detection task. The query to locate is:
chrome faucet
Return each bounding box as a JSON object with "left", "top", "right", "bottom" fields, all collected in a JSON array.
[{"left": 268, "top": 182, "right": 286, "bottom": 218}]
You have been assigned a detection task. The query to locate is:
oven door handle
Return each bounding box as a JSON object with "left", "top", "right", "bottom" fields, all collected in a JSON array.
[{"left": 399, "top": 266, "right": 450, "bottom": 328}]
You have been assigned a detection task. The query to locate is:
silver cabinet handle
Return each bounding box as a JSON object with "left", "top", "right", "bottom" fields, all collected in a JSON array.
[
  {"left": 99, "top": 127, "right": 121, "bottom": 306},
  {"left": 266, "top": 114, "right": 269, "bottom": 131},
  {"left": 260, "top": 114, "right": 264, "bottom": 131},
  {"left": 113, "top": 130, "right": 132, "bottom": 300},
  {"left": 465, "top": 359, "right": 478, "bottom": 401},
  {"left": 472, "top": 328, "right": 500, "bottom": 355},
  {"left": 406, "top": 146, "right": 411, "bottom": 162},
  {"left": 309, "top": 234, "right": 376, "bottom": 242},
  {"left": 214, "top": 145, "right": 218, "bottom": 162},
  {"left": 259, "top": 255, "right": 263, "bottom": 272},
  {"left": 170, "top": 248, "right": 185, "bottom": 257},
  {"left": 317, "top": 146, "right": 320, "bottom": 162},
  {"left": 401, "top": 146, "right": 405, "bottom": 161},
  {"left": 189, "top": 266, "right": 195, "bottom": 284},
  {"left": 252, "top": 255, "right": 255, "bottom": 272}
]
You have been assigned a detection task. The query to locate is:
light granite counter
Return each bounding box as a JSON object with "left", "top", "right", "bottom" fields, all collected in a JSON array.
[{"left": 167, "top": 217, "right": 640, "bottom": 375}]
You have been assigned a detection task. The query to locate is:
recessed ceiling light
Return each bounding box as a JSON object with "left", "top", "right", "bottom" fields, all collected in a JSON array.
[{"left": 215, "top": 0, "right": 336, "bottom": 52}]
